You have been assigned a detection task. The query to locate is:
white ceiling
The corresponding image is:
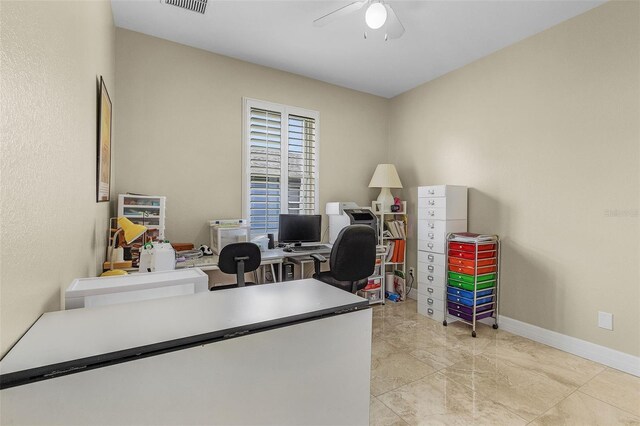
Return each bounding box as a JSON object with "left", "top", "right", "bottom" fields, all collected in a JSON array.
[{"left": 111, "top": 0, "right": 605, "bottom": 98}]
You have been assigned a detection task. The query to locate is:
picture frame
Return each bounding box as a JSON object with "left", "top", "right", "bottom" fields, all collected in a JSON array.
[{"left": 97, "top": 76, "right": 112, "bottom": 202}]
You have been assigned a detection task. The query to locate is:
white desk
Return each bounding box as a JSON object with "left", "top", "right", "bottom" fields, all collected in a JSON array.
[
  {"left": 1, "top": 279, "right": 371, "bottom": 425},
  {"left": 177, "top": 250, "right": 284, "bottom": 283},
  {"left": 177, "top": 245, "right": 332, "bottom": 282}
]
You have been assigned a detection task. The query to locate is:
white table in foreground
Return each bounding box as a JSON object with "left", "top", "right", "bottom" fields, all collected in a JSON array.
[{"left": 1, "top": 279, "right": 372, "bottom": 425}]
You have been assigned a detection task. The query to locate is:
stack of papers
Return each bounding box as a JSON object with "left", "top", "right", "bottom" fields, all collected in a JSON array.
[{"left": 449, "top": 232, "right": 497, "bottom": 243}]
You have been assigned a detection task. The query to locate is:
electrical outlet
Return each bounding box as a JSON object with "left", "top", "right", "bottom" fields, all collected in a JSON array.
[
  {"left": 408, "top": 267, "right": 415, "bottom": 277},
  {"left": 598, "top": 311, "right": 613, "bottom": 330}
]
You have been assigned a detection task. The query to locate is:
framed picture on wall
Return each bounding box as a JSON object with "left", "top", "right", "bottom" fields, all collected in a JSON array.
[{"left": 97, "top": 76, "right": 112, "bottom": 202}]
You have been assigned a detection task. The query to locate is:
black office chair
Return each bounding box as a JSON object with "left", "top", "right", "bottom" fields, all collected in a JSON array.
[
  {"left": 210, "top": 242, "right": 261, "bottom": 291},
  {"left": 311, "top": 225, "right": 376, "bottom": 293}
]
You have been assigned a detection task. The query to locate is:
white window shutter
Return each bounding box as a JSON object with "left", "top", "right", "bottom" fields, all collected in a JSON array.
[
  {"left": 248, "top": 107, "right": 282, "bottom": 235},
  {"left": 287, "top": 115, "right": 316, "bottom": 215},
  {"left": 244, "top": 99, "right": 319, "bottom": 238}
]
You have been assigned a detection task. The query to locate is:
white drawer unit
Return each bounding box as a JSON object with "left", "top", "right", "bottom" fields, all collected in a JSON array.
[
  {"left": 417, "top": 281, "right": 445, "bottom": 300},
  {"left": 416, "top": 185, "right": 468, "bottom": 322},
  {"left": 418, "top": 251, "right": 446, "bottom": 267},
  {"left": 418, "top": 193, "right": 467, "bottom": 220},
  {"left": 418, "top": 219, "right": 467, "bottom": 242},
  {"left": 417, "top": 293, "right": 445, "bottom": 321}
]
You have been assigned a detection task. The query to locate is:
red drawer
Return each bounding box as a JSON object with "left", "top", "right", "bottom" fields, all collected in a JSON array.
[
  {"left": 448, "top": 264, "right": 498, "bottom": 275},
  {"left": 448, "top": 249, "right": 496, "bottom": 260},
  {"left": 449, "top": 242, "right": 496, "bottom": 252},
  {"left": 448, "top": 257, "right": 496, "bottom": 268}
]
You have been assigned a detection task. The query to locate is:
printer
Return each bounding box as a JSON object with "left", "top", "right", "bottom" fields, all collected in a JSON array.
[{"left": 326, "top": 202, "right": 378, "bottom": 244}]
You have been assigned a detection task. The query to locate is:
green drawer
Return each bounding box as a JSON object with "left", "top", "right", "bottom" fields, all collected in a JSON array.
[
  {"left": 448, "top": 279, "right": 496, "bottom": 291},
  {"left": 447, "top": 272, "right": 496, "bottom": 283}
]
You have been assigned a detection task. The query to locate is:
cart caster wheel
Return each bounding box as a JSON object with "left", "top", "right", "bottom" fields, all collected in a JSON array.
[
  {"left": 472, "top": 331, "right": 477, "bottom": 338},
  {"left": 492, "top": 324, "right": 499, "bottom": 329},
  {"left": 443, "top": 320, "right": 448, "bottom": 326}
]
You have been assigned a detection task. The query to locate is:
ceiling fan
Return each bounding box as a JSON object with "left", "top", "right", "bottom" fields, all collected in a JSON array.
[{"left": 313, "top": 0, "right": 405, "bottom": 41}]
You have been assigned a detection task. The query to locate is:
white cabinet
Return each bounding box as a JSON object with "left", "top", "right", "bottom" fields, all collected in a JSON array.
[
  {"left": 416, "top": 185, "right": 467, "bottom": 321},
  {"left": 118, "top": 194, "right": 166, "bottom": 241}
]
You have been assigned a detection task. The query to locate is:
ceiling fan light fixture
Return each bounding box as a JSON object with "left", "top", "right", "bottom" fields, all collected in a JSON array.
[{"left": 365, "top": 2, "right": 387, "bottom": 30}]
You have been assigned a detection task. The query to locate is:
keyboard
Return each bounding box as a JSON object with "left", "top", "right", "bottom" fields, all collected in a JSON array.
[{"left": 289, "top": 245, "right": 328, "bottom": 253}]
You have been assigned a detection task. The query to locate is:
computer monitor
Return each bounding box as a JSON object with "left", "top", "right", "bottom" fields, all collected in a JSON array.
[{"left": 278, "top": 214, "right": 322, "bottom": 244}]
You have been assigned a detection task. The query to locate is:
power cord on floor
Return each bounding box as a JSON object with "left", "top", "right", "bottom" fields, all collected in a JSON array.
[{"left": 406, "top": 268, "right": 415, "bottom": 298}]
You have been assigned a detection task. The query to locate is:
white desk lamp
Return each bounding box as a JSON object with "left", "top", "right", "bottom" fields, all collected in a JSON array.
[
  {"left": 101, "top": 217, "right": 147, "bottom": 277},
  {"left": 368, "top": 164, "right": 403, "bottom": 212}
]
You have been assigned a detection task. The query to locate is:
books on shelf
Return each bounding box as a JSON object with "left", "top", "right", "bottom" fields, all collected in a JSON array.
[
  {"left": 384, "top": 220, "right": 406, "bottom": 239},
  {"left": 385, "top": 240, "right": 405, "bottom": 263},
  {"left": 385, "top": 242, "right": 395, "bottom": 262}
]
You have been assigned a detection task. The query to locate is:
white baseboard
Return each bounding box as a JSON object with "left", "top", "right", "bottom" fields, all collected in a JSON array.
[
  {"left": 494, "top": 315, "right": 640, "bottom": 377},
  {"left": 410, "top": 296, "right": 638, "bottom": 376}
]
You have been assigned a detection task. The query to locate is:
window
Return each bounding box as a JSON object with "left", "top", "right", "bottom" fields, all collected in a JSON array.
[{"left": 243, "top": 98, "right": 319, "bottom": 238}]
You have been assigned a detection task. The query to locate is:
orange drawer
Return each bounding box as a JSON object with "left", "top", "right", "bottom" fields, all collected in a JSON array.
[
  {"left": 449, "top": 249, "right": 496, "bottom": 260},
  {"left": 448, "top": 257, "right": 496, "bottom": 268},
  {"left": 448, "top": 264, "right": 498, "bottom": 275}
]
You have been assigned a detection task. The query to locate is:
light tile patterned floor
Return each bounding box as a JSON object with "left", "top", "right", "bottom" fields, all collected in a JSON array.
[{"left": 369, "top": 299, "right": 640, "bottom": 425}]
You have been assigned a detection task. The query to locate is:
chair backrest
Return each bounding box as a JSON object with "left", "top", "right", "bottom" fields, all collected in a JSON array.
[
  {"left": 218, "top": 242, "right": 261, "bottom": 274},
  {"left": 330, "top": 225, "right": 376, "bottom": 282}
]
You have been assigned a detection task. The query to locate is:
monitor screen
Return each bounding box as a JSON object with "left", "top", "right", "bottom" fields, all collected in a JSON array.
[{"left": 278, "top": 214, "right": 322, "bottom": 243}]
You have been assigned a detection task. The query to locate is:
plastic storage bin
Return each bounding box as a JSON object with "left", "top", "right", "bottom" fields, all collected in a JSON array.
[
  {"left": 448, "top": 278, "right": 495, "bottom": 291},
  {"left": 209, "top": 223, "right": 250, "bottom": 254},
  {"left": 448, "top": 257, "right": 496, "bottom": 268},
  {"left": 448, "top": 272, "right": 496, "bottom": 284},
  {"left": 447, "top": 307, "right": 494, "bottom": 322},
  {"left": 447, "top": 293, "right": 493, "bottom": 306},
  {"left": 449, "top": 242, "right": 496, "bottom": 252},
  {"left": 447, "top": 301, "right": 494, "bottom": 315},
  {"left": 448, "top": 264, "right": 498, "bottom": 275},
  {"left": 448, "top": 249, "right": 496, "bottom": 260},
  {"left": 447, "top": 286, "right": 493, "bottom": 299}
]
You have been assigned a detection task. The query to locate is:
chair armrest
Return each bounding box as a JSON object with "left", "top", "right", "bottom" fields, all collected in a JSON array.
[{"left": 310, "top": 253, "right": 327, "bottom": 276}]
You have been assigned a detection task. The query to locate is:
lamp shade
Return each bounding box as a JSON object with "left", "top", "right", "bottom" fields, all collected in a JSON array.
[
  {"left": 368, "top": 164, "right": 403, "bottom": 189},
  {"left": 117, "top": 217, "right": 147, "bottom": 244}
]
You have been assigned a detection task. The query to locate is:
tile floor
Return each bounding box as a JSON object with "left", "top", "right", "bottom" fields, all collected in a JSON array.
[{"left": 369, "top": 299, "right": 640, "bottom": 425}]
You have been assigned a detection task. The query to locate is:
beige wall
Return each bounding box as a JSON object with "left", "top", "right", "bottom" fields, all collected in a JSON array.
[
  {"left": 0, "top": 1, "right": 116, "bottom": 356},
  {"left": 114, "top": 29, "right": 389, "bottom": 251},
  {"left": 389, "top": 1, "right": 640, "bottom": 356}
]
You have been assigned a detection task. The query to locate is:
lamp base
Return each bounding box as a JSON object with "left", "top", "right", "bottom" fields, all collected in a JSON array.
[
  {"left": 101, "top": 269, "right": 129, "bottom": 277},
  {"left": 376, "top": 187, "right": 395, "bottom": 212}
]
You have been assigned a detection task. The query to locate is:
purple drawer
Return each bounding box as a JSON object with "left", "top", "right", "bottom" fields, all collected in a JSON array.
[
  {"left": 447, "top": 302, "right": 494, "bottom": 315},
  {"left": 447, "top": 307, "right": 494, "bottom": 322}
]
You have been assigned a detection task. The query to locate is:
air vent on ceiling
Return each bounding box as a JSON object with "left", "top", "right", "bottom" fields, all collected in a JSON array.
[{"left": 164, "top": 0, "right": 208, "bottom": 14}]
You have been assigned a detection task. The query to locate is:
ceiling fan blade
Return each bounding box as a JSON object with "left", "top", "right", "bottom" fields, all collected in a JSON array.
[
  {"left": 313, "top": 1, "right": 368, "bottom": 27},
  {"left": 384, "top": 4, "right": 405, "bottom": 39}
]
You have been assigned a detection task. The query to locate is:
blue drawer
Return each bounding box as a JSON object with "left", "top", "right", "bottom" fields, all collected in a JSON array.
[
  {"left": 447, "top": 293, "right": 494, "bottom": 307},
  {"left": 447, "top": 286, "right": 493, "bottom": 299}
]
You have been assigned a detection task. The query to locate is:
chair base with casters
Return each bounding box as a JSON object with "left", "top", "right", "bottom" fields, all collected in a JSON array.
[
  {"left": 311, "top": 224, "right": 377, "bottom": 294},
  {"left": 210, "top": 242, "right": 261, "bottom": 291}
]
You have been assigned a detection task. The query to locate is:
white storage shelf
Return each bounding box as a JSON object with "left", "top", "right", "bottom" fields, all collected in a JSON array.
[
  {"left": 118, "top": 194, "right": 166, "bottom": 241},
  {"left": 370, "top": 201, "right": 407, "bottom": 302}
]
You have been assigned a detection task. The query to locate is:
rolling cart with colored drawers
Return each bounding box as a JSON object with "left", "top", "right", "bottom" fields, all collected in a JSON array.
[{"left": 443, "top": 233, "right": 500, "bottom": 337}]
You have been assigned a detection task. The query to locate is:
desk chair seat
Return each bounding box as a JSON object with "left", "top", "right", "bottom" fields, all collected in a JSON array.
[
  {"left": 311, "top": 225, "right": 376, "bottom": 294},
  {"left": 210, "top": 242, "right": 261, "bottom": 291}
]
